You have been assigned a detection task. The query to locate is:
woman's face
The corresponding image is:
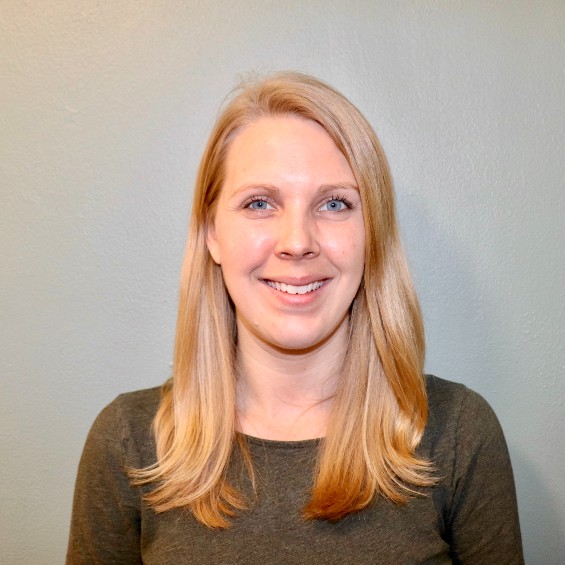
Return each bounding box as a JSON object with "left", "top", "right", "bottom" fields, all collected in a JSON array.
[{"left": 206, "top": 115, "right": 365, "bottom": 352}]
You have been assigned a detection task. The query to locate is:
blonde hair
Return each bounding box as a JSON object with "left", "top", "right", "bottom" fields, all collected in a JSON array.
[{"left": 131, "top": 72, "right": 434, "bottom": 527}]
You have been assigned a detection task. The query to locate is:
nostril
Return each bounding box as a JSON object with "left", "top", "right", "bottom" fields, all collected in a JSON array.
[{"left": 278, "top": 249, "right": 317, "bottom": 259}]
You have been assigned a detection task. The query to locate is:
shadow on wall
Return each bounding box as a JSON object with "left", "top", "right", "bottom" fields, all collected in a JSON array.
[{"left": 510, "top": 447, "right": 564, "bottom": 563}]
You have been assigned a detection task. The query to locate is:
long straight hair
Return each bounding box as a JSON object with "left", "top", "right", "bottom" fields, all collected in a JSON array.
[{"left": 131, "top": 72, "right": 434, "bottom": 527}]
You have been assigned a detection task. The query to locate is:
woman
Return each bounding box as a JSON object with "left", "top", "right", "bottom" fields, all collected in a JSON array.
[{"left": 67, "top": 72, "right": 523, "bottom": 564}]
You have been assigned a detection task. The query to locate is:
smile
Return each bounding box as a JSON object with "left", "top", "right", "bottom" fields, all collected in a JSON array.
[{"left": 265, "top": 280, "right": 324, "bottom": 295}]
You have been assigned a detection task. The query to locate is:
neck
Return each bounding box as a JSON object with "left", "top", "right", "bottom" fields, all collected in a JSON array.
[{"left": 235, "top": 321, "right": 349, "bottom": 440}]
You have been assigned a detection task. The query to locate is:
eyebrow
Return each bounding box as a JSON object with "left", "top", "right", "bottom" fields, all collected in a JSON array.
[
  {"left": 319, "top": 183, "right": 359, "bottom": 193},
  {"left": 230, "top": 182, "right": 359, "bottom": 197}
]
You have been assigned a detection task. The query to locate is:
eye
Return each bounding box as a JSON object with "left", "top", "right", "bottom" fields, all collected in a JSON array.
[
  {"left": 244, "top": 197, "right": 274, "bottom": 211},
  {"left": 319, "top": 196, "right": 352, "bottom": 212}
]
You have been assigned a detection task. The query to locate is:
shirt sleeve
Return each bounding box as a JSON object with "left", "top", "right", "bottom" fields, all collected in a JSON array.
[
  {"left": 446, "top": 387, "right": 524, "bottom": 564},
  {"left": 66, "top": 398, "right": 142, "bottom": 565}
]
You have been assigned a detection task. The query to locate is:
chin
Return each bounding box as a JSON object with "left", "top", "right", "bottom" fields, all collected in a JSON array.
[
  {"left": 256, "top": 325, "right": 343, "bottom": 353},
  {"left": 268, "top": 337, "right": 324, "bottom": 353}
]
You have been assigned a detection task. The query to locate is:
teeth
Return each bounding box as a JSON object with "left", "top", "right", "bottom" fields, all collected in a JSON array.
[{"left": 266, "top": 280, "right": 324, "bottom": 294}]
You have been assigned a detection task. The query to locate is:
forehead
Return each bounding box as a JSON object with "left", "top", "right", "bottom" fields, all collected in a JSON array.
[{"left": 222, "top": 115, "right": 355, "bottom": 189}]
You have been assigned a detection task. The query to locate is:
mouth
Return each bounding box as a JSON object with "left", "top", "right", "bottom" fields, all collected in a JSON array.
[{"left": 264, "top": 279, "right": 325, "bottom": 295}]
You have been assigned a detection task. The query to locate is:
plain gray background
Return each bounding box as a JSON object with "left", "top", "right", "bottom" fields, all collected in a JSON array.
[{"left": 1, "top": 1, "right": 563, "bottom": 563}]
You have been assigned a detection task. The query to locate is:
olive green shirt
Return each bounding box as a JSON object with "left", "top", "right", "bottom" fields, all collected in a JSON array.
[{"left": 67, "top": 375, "right": 524, "bottom": 564}]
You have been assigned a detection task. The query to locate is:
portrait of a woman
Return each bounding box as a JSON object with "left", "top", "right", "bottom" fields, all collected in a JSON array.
[{"left": 67, "top": 72, "right": 523, "bottom": 564}]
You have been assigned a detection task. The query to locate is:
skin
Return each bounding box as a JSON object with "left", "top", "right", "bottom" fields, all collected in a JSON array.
[{"left": 206, "top": 115, "right": 365, "bottom": 439}]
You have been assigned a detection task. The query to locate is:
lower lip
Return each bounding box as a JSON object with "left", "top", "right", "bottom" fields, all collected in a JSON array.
[{"left": 262, "top": 280, "right": 328, "bottom": 305}]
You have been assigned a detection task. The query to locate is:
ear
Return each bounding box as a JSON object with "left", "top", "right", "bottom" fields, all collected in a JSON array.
[{"left": 205, "top": 221, "right": 221, "bottom": 265}]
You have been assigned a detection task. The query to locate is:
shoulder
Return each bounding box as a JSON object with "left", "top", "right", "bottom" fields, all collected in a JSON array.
[
  {"left": 425, "top": 374, "right": 500, "bottom": 429},
  {"left": 85, "top": 385, "right": 162, "bottom": 468},
  {"left": 422, "top": 377, "right": 523, "bottom": 561},
  {"left": 90, "top": 385, "right": 161, "bottom": 434},
  {"left": 112, "top": 385, "right": 162, "bottom": 425},
  {"left": 425, "top": 373, "right": 486, "bottom": 409},
  {"left": 68, "top": 387, "right": 162, "bottom": 561},
  {"left": 422, "top": 374, "right": 506, "bottom": 462}
]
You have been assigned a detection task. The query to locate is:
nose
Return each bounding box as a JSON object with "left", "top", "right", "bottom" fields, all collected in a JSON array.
[{"left": 275, "top": 209, "right": 320, "bottom": 259}]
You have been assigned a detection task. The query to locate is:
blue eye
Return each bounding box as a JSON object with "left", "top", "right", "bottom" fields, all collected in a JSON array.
[
  {"left": 321, "top": 198, "right": 350, "bottom": 212},
  {"left": 246, "top": 198, "right": 273, "bottom": 210}
]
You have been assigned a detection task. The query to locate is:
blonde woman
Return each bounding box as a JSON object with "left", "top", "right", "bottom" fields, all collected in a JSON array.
[{"left": 67, "top": 72, "right": 523, "bottom": 564}]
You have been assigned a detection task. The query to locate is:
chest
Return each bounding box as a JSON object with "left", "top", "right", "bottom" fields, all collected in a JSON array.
[{"left": 139, "top": 445, "right": 452, "bottom": 564}]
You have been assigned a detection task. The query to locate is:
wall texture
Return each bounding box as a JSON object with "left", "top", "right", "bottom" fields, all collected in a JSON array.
[{"left": 1, "top": 1, "right": 563, "bottom": 562}]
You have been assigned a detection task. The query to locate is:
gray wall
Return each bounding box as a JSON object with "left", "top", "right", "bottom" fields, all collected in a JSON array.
[{"left": 1, "top": 2, "right": 563, "bottom": 563}]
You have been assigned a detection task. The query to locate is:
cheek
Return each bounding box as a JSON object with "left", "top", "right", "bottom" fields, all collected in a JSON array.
[
  {"left": 323, "top": 226, "right": 365, "bottom": 263},
  {"left": 218, "top": 225, "right": 274, "bottom": 273}
]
